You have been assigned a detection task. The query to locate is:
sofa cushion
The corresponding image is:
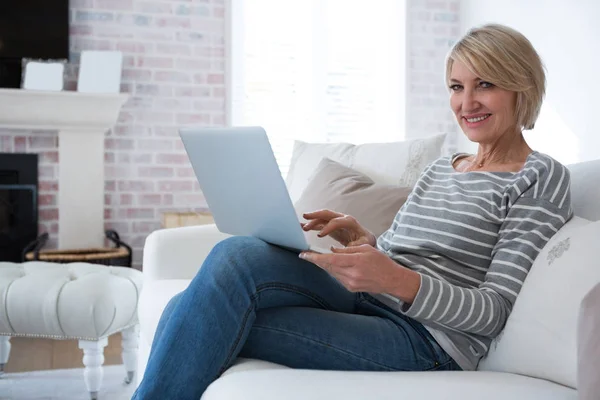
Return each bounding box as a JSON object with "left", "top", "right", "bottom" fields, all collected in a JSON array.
[
  {"left": 203, "top": 368, "right": 577, "bottom": 400},
  {"left": 285, "top": 134, "right": 445, "bottom": 202},
  {"left": 221, "top": 358, "right": 290, "bottom": 376},
  {"left": 293, "top": 158, "right": 411, "bottom": 251},
  {"left": 137, "top": 279, "right": 190, "bottom": 346},
  {"left": 578, "top": 282, "right": 600, "bottom": 400},
  {"left": 567, "top": 158, "right": 600, "bottom": 221},
  {"left": 479, "top": 217, "right": 600, "bottom": 389}
]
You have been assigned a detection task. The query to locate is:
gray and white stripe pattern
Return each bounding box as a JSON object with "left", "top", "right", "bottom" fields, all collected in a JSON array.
[{"left": 375, "top": 151, "right": 572, "bottom": 370}]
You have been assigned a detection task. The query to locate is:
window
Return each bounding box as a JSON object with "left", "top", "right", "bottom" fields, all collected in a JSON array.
[{"left": 227, "top": 0, "right": 407, "bottom": 176}]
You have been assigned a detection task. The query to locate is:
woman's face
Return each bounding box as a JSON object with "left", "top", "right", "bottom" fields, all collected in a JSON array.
[{"left": 449, "top": 60, "right": 518, "bottom": 144}]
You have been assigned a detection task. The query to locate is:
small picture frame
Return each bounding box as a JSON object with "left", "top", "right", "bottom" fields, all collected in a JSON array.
[
  {"left": 77, "top": 51, "right": 123, "bottom": 94},
  {"left": 21, "top": 58, "right": 67, "bottom": 91}
]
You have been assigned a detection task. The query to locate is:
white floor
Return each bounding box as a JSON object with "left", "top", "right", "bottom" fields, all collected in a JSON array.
[{"left": 0, "top": 365, "right": 135, "bottom": 400}]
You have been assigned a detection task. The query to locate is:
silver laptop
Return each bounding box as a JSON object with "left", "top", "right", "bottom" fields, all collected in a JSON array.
[{"left": 179, "top": 126, "right": 330, "bottom": 254}]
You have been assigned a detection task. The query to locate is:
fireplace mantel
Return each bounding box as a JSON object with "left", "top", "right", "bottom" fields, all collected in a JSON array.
[{"left": 0, "top": 88, "right": 128, "bottom": 249}]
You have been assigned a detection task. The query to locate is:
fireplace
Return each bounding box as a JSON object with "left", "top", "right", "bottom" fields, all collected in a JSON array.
[{"left": 0, "top": 153, "right": 38, "bottom": 262}]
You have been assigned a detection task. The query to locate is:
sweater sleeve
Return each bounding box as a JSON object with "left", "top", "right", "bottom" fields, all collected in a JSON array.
[{"left": 399, "top": 160, "right": 572, "bottom": 338}]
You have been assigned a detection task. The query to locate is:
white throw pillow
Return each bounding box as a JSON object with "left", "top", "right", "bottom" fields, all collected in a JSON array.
[
  {"left": 285, "top": 133, "right": 446, "bottom": 202},
  {"left": 578, "top": 282, "right": 600, "bottom": 400},
  {"left": 479, "top": 217, "right": 600, "bottom": 389}
]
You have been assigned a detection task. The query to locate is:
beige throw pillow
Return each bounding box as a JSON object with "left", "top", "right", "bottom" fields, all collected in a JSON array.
[{"left": 293, "top": 158, "right": 412, "bottom": 251}]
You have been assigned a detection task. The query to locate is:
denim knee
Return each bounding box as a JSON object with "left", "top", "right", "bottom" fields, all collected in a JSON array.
[
  {"left": 200, "top": 236, "right": 271, "bottom": 280},
  {"left": 211, "top": 236, "right": 269, "bottom": 258}
]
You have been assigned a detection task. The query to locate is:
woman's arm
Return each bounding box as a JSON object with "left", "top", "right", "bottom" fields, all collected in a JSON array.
[
  {"left": 398, "top": 193, "right": 572, "bottom": 338},
  {"left": 380, "top": 262, "right": 421, "bottom": 304},
  {"left": 302, "top": 193, "right": 568, "bottom": 338}
]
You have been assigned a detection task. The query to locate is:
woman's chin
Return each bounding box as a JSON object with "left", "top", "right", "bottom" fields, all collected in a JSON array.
[{"left": 462, "top": 129, "right": 489, "bottom": 143}]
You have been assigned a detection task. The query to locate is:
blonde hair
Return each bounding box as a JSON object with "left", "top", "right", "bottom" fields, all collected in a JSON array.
[{"left": 445, "top": 24, "right": 546, "bottom": 130}]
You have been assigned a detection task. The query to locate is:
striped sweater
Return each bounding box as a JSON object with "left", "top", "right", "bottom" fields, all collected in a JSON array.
[{"left": 374, "top": 151, "right": 572, "bottom": 370}]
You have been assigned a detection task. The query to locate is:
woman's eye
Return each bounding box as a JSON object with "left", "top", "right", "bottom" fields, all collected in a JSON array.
[
  {"left": 449, "top": 84, "right": 462, "bottom": 91},
  {"left": 480, "top": 81, "right": 494, "bottom": 88}
]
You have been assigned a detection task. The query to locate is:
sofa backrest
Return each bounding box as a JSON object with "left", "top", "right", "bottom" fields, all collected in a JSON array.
[{"left": 567, "top": 158, "right": 600, "bottom": 221}]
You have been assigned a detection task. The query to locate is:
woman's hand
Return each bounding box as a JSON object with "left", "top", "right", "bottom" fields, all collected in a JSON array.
[
  {"left": 301, "top": 209, "right": 377, "bottom": 247},
  {"left": 299, "top": 245, "right": 421, "bottom": 303}
]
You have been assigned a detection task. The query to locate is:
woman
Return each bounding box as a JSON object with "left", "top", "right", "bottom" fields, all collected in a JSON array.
[{"left": 133, "top": 24, "right": 572, "bottom": 399}]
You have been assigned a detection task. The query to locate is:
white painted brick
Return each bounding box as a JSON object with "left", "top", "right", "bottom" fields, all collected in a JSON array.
[
  {"left": 407, "top": 0, "right": 460, "bottom": 155},
  {"left": 2, "top": 0, "right": 455, "bottom": 268}
]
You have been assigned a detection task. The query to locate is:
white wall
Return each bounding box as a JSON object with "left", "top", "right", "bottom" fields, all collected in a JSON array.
[
  {"left": 405, "top": 0, "right": 461, "bottom": 154},
  {"left": 459, "top": 0, "right": 600, "bottom": 164}
]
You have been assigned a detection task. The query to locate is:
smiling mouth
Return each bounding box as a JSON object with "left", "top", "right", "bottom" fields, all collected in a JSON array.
[{"left": 464, "top": 114, "right": 491, "bottom": 123}]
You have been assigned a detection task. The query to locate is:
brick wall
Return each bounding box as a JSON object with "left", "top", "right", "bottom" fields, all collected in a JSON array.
[
  {"left": 406, "top": 0, "right": 461, "bottom": 154},
  {"left": 0, "top": 0, "right": 459, "bottom": 269},
  {"left": 0, "top": 0, "right": 226, "bottom": 267}
]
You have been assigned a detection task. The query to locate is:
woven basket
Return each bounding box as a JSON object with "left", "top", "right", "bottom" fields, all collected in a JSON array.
[{"left": 23, "top": 230, "right": 132, "bottom": 267}]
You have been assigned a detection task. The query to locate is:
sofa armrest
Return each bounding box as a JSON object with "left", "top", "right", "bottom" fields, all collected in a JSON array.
[
  {"left": 578, "top": 282, "right": 600, "bottom": 400},
  {"left": 142, "top": 224, "right": 231, "bottom": 281}
]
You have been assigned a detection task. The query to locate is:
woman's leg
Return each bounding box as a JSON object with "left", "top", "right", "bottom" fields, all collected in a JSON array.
[
  {"left": 238, "top": 298, "right": 460, "bottom": 372},
  {"left": 151, "top": 280, "right": 459, "bottom": 374},
  {"left": 133, "top": 236, "right": 357, "bottom": 400}
]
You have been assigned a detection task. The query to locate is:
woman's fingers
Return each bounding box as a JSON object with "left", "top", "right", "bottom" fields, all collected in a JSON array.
[
  {"left": 299, "top": 251, "right": 357, "bottom": 269},
  {"left": 317, "top": 215, "right": 356, "bottom": 238},
  {"left": 303, "top": 209, "right": 342, "bottom": 221},
  {"left": 331, "top": 244, "right": 373, "bottom": 253},
  {"left": 301, "top": 220, "right": 326, "bottom": 231},
  {"left": 346, "top": 237, "right": 373, "bottom": 247},
  {"left": 302, "top": 210, "right": 365, "bottom": 246},
  {"left": 302, "top": 210, "right": 343, "bottom": 233}
]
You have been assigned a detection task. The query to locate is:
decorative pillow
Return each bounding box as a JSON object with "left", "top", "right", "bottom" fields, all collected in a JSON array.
[
  {"left": 285, "top": 133, "right": 446, "bottom": 202},
  {"left": 293, "top": 158, "right": 412, "bottom": 251},
  {"left": 479, "top": 217, "right": 600, "bottom": 389},
  {"left": 578, "top": 282, "right": 600, "bottom": 400}
]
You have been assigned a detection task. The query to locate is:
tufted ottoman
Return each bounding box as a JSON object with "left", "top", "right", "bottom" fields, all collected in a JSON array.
[{"left": 0, "top": 261, "right": 143, "bottom": 400}]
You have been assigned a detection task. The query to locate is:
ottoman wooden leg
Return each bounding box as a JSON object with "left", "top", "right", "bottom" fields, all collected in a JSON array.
[
  {"left": 79, "top": 337, "right": 108, "bottom": 400},
  {"left": 0, "top": 336, "right": 10, "bottom": 375},
  {"left": 121, "top": 325, "right": 139, "bottom": 384}
]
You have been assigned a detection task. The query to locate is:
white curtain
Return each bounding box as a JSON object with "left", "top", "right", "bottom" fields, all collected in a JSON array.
[{"left": 228, "top": 0, "right": 407, "bottom": 176}]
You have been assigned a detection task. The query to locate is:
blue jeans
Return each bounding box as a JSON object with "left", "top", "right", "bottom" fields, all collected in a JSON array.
[{"left": 132, "top": 237, "right": 460, "bottom": 399}]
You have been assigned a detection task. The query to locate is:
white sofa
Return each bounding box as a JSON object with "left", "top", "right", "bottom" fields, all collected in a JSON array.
[{"left": 136, "top": 158, "right": 600, "bottom": 400}]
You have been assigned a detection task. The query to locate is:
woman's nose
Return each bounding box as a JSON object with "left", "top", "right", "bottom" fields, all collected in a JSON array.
[{"left": 462, "top": 90, "right": 480, "bottom": 112}]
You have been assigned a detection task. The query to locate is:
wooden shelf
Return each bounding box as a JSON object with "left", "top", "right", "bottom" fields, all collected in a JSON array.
[{"left": 162, "top": 211, "right": 214, "bottom": 229}]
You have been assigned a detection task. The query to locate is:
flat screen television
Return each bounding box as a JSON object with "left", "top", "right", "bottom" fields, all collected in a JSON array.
[{"left": 0, "top": 0, "right": 70, "bottom": 88}]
